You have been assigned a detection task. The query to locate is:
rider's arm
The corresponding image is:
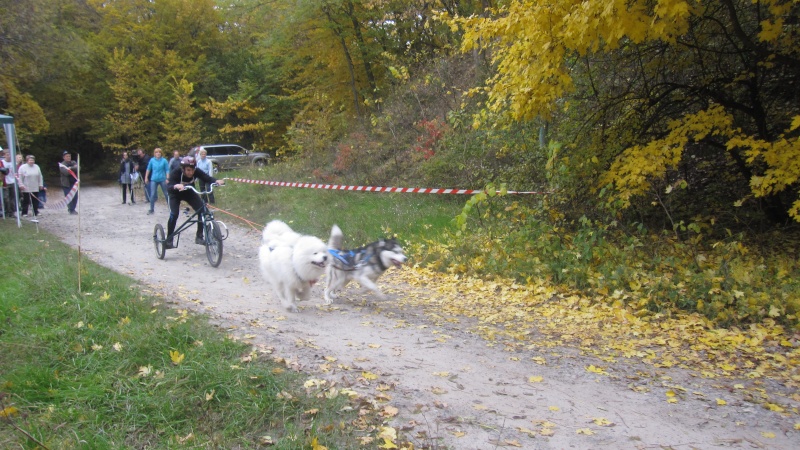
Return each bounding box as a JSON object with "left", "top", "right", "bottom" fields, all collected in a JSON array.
[
  {"left": 198, "top": 169, "right": 223, "bottom": 186},
  {"left": 166, "top": 168, "right": 182, "bottom": 191}
]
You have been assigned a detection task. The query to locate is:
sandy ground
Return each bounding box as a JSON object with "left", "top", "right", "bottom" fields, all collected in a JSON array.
[{"left": 30, "top": 184, "right": 799, "bottom": 449}]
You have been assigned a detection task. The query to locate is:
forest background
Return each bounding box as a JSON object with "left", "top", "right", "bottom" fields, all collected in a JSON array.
[{"left": 1, "top": 0, "right": 799, "bottom": 331}]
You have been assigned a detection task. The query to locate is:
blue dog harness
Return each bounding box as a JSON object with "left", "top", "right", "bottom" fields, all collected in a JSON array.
[{"left": 328, "top": 248, "right": 376, "bottom": 271}]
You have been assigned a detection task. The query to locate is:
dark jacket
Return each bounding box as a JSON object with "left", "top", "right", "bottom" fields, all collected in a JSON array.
[
  {"left": 167, "top": 167, "right": 217, "bottom": 192},
  {"left": 59, "top": 160, "right": 79, "bottom": 188},
  {"left": 119, "top": 157, "right": 135, "bottom": 184},
  {"left": 134, "top": 154, "right": 150, "bottom": 177}
]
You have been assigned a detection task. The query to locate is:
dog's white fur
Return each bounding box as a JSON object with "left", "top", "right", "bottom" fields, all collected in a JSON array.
[
  {"left": 324, "top": 224, "right": 407, "bottom": 304},
  {"left": 259, "top": 221, "right": 328, "bottom": 312},
  {"left": 262, "top": 219, "right": 302, "bottom": 248}
]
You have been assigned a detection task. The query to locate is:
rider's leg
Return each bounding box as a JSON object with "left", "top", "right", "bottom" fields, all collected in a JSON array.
[
  {"left": 166, "top": 193, "right": 182, "bottom": 245},
  {"left": 187, "top": 193, "right": 206, "bottom": 240}
]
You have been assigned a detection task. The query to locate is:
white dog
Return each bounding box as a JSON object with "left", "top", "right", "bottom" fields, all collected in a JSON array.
[
  {"left": 259, "top": 221, "right": 328, "bottom": 312},
  {"left": 261, "top": 219, "right": 302, "bottom": 248},
  {"left": 324, "top": 224, "right": 407, "bottom": 304}
]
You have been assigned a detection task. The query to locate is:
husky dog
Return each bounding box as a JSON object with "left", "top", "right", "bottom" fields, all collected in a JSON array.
[
  {"left": 324, "top": 224, "right": 407, "bottom": 305},
  {"left": 259, "top": 220, "right": 328, "bottom": 312}
]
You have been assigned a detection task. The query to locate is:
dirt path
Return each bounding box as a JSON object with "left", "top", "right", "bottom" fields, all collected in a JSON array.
[{"left": 35, "top": 184, "right": 798, "bottom": 449}]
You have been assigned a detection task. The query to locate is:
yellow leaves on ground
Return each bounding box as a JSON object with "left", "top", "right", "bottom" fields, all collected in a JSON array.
[
  {"left": 377, "top": 427, "right": 398, "bottom": 449},
  {"left": 765, "top": 403, "right": 785, "bottom": 413},
  {"left": 528, "top": 375, "right": 544, "bottom": 383},
  {"left": 585, "top": 365, "right": 608, "bottom": 375},
  {"left": 0, "top": 406, "right": 19, "bottom": 418},
  {"left": 169, "top": 350, "right": 185, "bottom": 365},
  {"left": 592, "top": 417, "right": 614, "bottom": 426},
  {"left": 391, "top": 267, "right": 800, "bottom": 413},
  {"left": 666, "top": 390, "right": 679, "bottom": 404},
  {"left": 311, "top": 437, "right": 328, "bottom": 450}
]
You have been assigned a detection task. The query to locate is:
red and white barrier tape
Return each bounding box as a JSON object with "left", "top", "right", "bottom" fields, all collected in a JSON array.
[
  {"left": 226, "top": 178, "right": 550, "bottom": 195},
  {"left": 47, "top": 181, "right": 79, "bottom": 209}
]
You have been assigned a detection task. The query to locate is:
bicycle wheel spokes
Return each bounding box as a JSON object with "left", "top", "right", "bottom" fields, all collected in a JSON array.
[
  {"left": 205, "top": 221, "right": 223, "bottom": 267},
  {"left": 153, "top": 223, "right": 166, "bottom": 260}
]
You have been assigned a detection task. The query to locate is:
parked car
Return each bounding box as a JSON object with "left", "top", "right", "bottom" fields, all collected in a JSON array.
[{"left": 189, "top": 144, "right": 270, "bottom": 173}]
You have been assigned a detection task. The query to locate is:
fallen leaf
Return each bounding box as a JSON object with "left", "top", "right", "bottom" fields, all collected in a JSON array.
[
  {"left": 0, "top": 406, "right": 19, "bottom": 418},
  {"left": 311, "top": 437, "right": 328, "bottom": 450},
  {"left": 592, "top": 417, "right": 614, "bottom": 426},
  {"left": 576, "top": 428, "right": 594, "bottom": 435},
  {"left": 586, "top": 365, "right": 608, "bottom": 375},
  {"left": 169, "top": 350, "right": 185, "bottom": 365}
]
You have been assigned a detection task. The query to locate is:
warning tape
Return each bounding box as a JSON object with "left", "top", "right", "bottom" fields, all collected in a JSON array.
[
  {"left": 225, "top": 178, "right": 550, "bottom": 195},
  {"left": 46, "top": 181, "right": 79, "bottom": 210}
]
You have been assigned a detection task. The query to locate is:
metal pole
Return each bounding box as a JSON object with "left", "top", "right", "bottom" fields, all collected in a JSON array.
[
  {"left": 2, "top": 122, "right": 21, "bottom": 227},
  {"left": 77, "top": 153, "right": 82, "bottom": 293}
]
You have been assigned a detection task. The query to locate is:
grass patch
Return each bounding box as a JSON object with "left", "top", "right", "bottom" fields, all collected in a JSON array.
[
  {"left": 217, "top": 166, "right": 463, "bottom": 246},
  {"left": 0, "top": 221, "right": 375, "bottom": 449}
]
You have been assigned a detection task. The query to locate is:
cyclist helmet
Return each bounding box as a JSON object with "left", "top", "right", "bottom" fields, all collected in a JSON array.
[{"left": 180, "top": 156, "right": 196, "bottom": 168}]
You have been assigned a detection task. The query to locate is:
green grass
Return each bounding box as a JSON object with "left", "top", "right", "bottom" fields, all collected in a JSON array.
[
  {"left": 0, "top": 221, "right": 373, "bottom": 449},
  {"left": 216, "top": 166, "right": 464, "bottom": 246}
]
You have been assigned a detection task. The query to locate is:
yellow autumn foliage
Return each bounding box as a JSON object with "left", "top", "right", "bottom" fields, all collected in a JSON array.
[
  {"left": 448, "top": 0, "right": 800, "bottom": 220},
  {"left": 448, "top": 0, "right": 693, "bottom": 121}
]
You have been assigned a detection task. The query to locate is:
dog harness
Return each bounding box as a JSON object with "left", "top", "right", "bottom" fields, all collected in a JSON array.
[{"left": 328, "top": 248, "right": 381, "bottom": 271}]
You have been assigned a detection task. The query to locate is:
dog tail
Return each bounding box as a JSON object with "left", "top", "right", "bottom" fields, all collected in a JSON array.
[{"left": 328, "top": 224, "right": 343, "bottom": 250}]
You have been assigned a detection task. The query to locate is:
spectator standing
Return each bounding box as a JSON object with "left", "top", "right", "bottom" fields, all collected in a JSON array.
[
  {"left": 37, "top": 181, "right": 47, "bottom": 210},
  {"left": 0, "top": 148, "right": 11, "bottom": 217},
  {"left": 168, "top": 150, "right": 182, "bottom": 172},
  {"left": 59, "top": 150, "right": 79, "bottom": 215},
  {"left": 134, "top": 148, "right": 150, "bottom": 202},
  {"left": 119, "top": 151, "right": 136, "bottom": 204},
  {"left": 195, "top": 148, "right": 215, "bottom": 204},
  {"left": 3, "top": 151, "right": 19, "bottom": 217},
  {"left": 18, "top": 155, "right": 44, "bottom": 217},
  {"left": 145, "top": 147, "right": 170, "bottom": 215}
]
